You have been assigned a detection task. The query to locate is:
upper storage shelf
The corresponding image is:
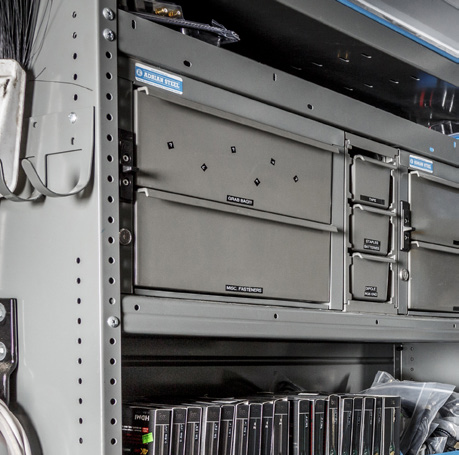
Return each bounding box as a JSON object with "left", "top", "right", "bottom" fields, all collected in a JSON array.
[{"left": 134, "top": 0, "right": 459, "bottom": 128}]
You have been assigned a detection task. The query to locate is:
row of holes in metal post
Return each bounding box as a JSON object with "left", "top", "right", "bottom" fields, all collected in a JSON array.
[
  {"left": 103, "top": 10, "right": 119, "bottom": 448},
  {"left": 71, "top": 6, "right": 119, "bottom": 447}
]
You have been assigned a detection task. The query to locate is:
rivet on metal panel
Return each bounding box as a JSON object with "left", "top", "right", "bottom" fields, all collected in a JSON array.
[
  {"left": 399, "top": 269, "right": 410, "bottom": 281},
  {"left": 0, "top": 343, "right": 7, "bottom": 362},
  {"left": 103, "top": 8, "right": 115, "bottom": 21},
  {"left": 201, "top": 164, "right": 208, "bottom": 172},
  {"left": 68, "top": 112, "right": 78, "bottom": 124},
  {"left": 270, "top": 159, "right": 276, "bottom": 165},
  {"left": 231, "top": 146, "right": 237, "bottom": 153},
  {"left": 103, "top": 29, "right": 116, "bottom": 42},
  {"left": 119, "top": 229, "right": 133, "bottom": 246},
  {"left": 293, "top": 175, "right": 299, "bottom": 183},
  {"left": 254, "top": 178, "right": 260, "bottom": 186},
  {"left": 107, "top": 316, "right": 120, "bottom": 328}
]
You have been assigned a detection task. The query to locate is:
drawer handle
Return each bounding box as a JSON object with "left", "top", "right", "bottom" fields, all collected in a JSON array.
[
  {"left": 353, "top": 253, "right": 396, "bottom": 264},
  {"left": 139, "top": 188, "right": 338, "bottom": 233},
  {"left": 411, "top": 241, "right": 459, "bottom": 255},
  {"left": 354, "top": 154, "right": 397, "bottom": 170},
  {"left": 353, "top": 204, "right": 395, "bottom": 217}
]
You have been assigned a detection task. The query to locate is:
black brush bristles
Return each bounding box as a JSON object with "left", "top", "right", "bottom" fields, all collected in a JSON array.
[{"left": 0, "top": 0, "right": 43, "bottom": 69}]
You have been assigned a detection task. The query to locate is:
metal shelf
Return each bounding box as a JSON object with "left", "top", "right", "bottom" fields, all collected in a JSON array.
[
  {"left": 123, "top": 294, "right": 459, "bottom": 343},
  {"left": 118, "top": 10, "right": 459, "bottom": 167},
  {"left": 124, "top": 0, "right": 459, "bottom": 127}
]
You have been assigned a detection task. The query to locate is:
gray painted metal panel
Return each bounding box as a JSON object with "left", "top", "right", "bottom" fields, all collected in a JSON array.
[
  {"left": 402, "top": 343, "right": 459, "bottom": 384},
  {"left": 134, "top": 89, "right": 334, "bottom": 224},
  {"left": 117, "top": 10, "right": 459, "bottom": 167},
  {"left": 135, "top": 191, "right": 331, "bottom": 303},
  {"left": 410, "top": 173, "right": 459, "bottom": 248},
  {"left": 346, "top": 133, "right": 398, "bottom": 159},
  {"left": 409, "top": 246, "right": 459, "bottom": 314},
  {"left": 122, "top": 295, "right": 459, "bottom": 342},
  {"left": 0, "top": 0, "right": 123, "bottom": 454}
]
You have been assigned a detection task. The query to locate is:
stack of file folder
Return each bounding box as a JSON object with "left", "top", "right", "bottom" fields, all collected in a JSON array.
[{"left": 122, "top": 393, "right": 400, "bottom": 455}]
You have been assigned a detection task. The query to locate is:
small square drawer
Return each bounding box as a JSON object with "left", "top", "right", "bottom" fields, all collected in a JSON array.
[
  {"left": 351, "top": 207, "right": 391, "bottom": 256},
  {"left": 350, "top": 255, "right": 390, "bottom": 302},
  {"left": 351, "top": 158, "right": 391, "bottom": 209}
]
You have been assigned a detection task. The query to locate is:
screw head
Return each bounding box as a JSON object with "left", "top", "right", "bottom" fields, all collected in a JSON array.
[
  {"left": 68, "top": 112, "right": 78, "bottom": 124},
  {"left": 107, "top": 316, "right": 120, "bottom": 328},
  {"left": 400, "top": 268, "right": 410, "bottom": 281},
  {"left": 103, "top": 28, "right": 116, "bottom": 42},
  {"left": 0, "top": 342, "right": 7, "bottom": 361},
  {"left": 119, "top": 228, "right": 133, "bottom": 246},
  {"left": 103, "top": 7, "right": 115, "bottom": 21}
]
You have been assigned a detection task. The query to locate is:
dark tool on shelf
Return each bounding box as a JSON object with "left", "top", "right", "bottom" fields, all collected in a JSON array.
[{"left": 119, "top": 0, "right": 240, "bottom": 46}]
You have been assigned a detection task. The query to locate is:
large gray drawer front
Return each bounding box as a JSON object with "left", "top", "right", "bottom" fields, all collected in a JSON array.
[
  {"left": 350, "top": 208, "right": 390, "bottom": 256},
  {"left": 135, "top": 192, "right": 331, "bottom": 303},
  {"left": 135, "top": 90, "right": 333, "bottom": 224},
  {"left": 351, "top": 159, "right": 391, "bottom": 209},
  {"left": 410, "top": 174, "right": 459, "bottom": 248},
  {"left": 350, "top": 257, "right": 389, "bottom": 302},
  {"left": 409, "top": 247, "right": 459, "bottom": 313}
]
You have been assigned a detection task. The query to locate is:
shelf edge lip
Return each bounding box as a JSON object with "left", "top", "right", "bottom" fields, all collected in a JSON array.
[{"left": 122, "top": 295, "right": 459, "bottom": 343}]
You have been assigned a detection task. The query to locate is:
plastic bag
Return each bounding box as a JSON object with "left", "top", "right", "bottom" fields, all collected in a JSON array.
[
  {"left": 424, "top": 436, "right": 447, "bottom": 455},
  {"left": 440, "top": 392, "right": 459, "bottom": 418},
  {"left": 362, "top": 371, "right": 455, "bottom": 455}
]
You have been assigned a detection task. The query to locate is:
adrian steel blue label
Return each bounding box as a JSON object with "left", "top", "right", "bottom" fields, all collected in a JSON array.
[
  {"left": 135, "top": 63, "right": 183, "bottom": 94},
  {"left": 409, "top": 155, "right": 433, "bottom": 173}
]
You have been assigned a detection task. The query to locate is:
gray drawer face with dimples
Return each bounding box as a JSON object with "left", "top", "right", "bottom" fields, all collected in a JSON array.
[
  {"left": 134, "top": 90, "right": 334, "bottom": 224},
  {"left": 409, "top": 246, "right": 459, "bottom": 313},
  {"left": 351, "top": 158, "right": 391, "bottom": 209},
  {"left": 410, "top": 174, "right": 459, "bottom": 248},
  {"left": 350, "top": 256, "right": 390, "bottom": 302},
  {"left": 135, "top": 191, "right": 331, "bottom": 303},
  {"left": 351, "top": 207, "right": 391, "bottom": 256}
]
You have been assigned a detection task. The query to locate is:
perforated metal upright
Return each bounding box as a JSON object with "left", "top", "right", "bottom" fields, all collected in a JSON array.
[{"left": 0, "top": 0, "right": 122, "bottom": 453}]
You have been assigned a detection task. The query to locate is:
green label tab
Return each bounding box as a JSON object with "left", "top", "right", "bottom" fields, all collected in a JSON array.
[{"left": 142, "top": 432, "right": 153, "bottom": 444}]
